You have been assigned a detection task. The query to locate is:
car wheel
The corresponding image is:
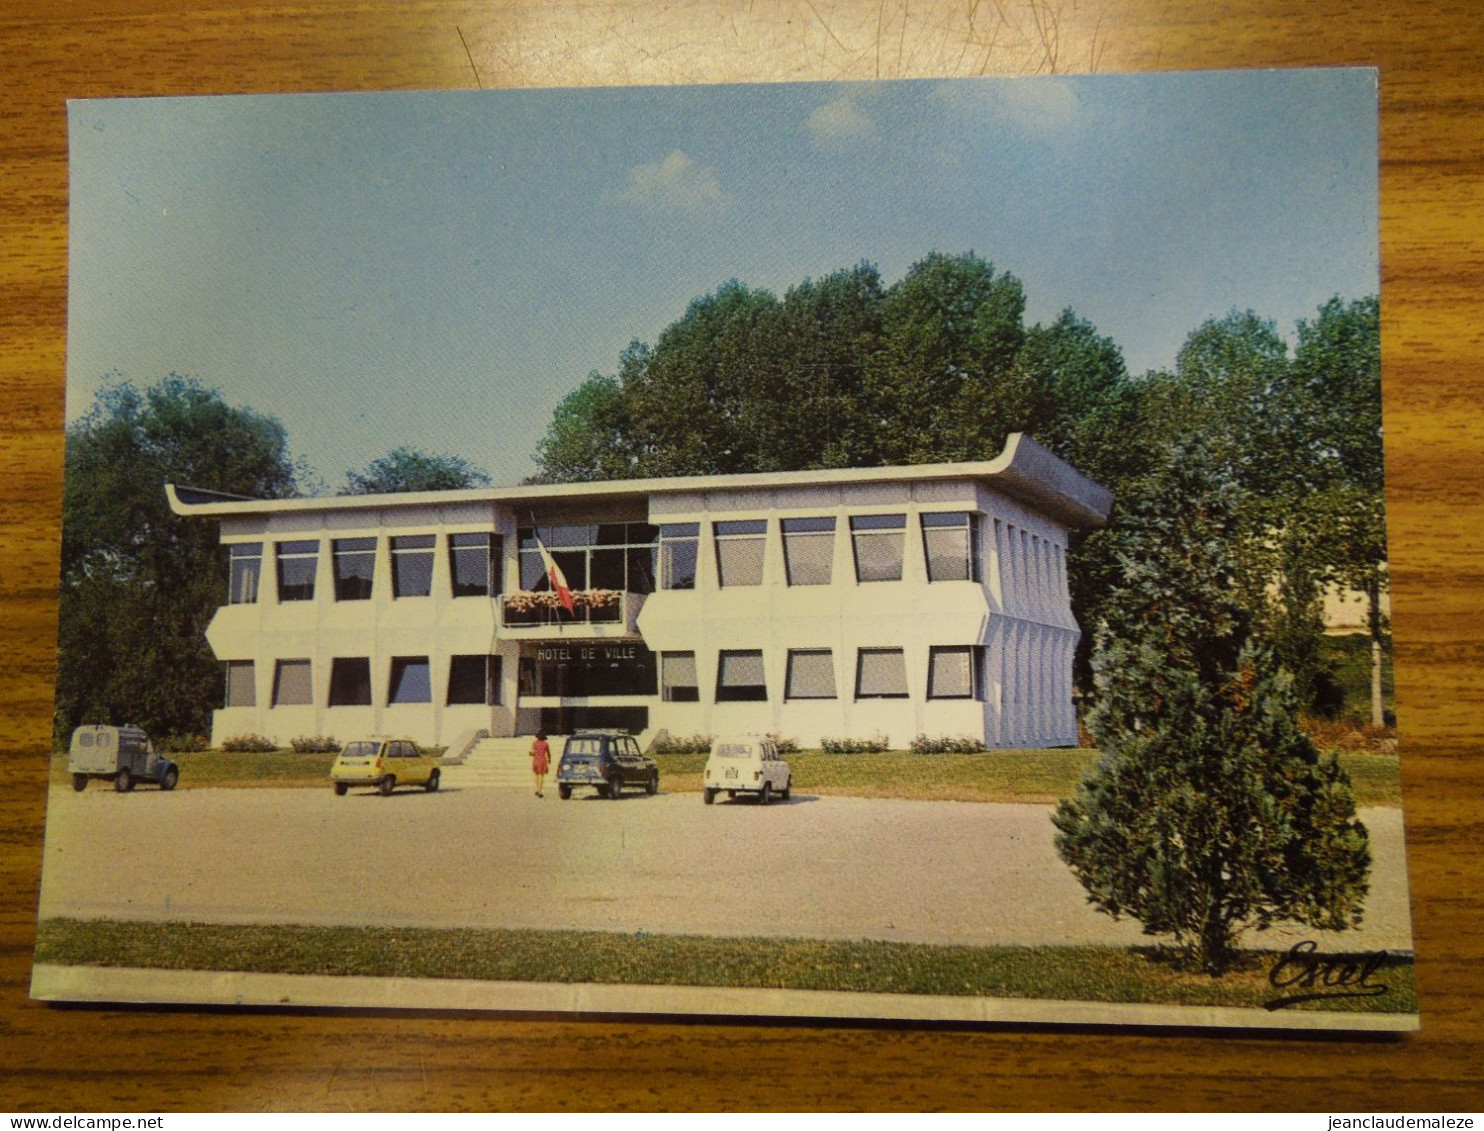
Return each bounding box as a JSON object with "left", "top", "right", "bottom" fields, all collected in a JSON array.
[
  {"left": 759, "top": 781, "right": 771, "bottom": 806},
  {"left": 114, "top": 767, "right": 133, "bottom": 793},
  {"left": 71, "top": 774, "right": 88, "bottom": 792},
  {"left": 334, "top": 782, "right": 349, "bottom": 796},
  {"left": 160, "top": 766, "right": 179, "bottom": 791},
  {"left": 425, "top": 769, "right": 440, "bottom": 792},
  {"left": 558, "top": 783, "right": 571, "bottom": 800},
  {"left": 781, "top": 776, "right": 791, "bottom": 802},
  {"left": 703, "top": 787, "right": 716, "bottom": 805},
  {"left": 646, "top": 771, "right": 658, "bottom": 795},
  {"left": 608, "top": 777, "right": 622, "bottom": 799},
  {"left": 379, "top": 775, "right": 396, "bottom": 796}
]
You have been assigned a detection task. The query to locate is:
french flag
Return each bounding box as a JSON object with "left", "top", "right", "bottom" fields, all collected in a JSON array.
[{"left": 534, "top": 532, "right": 575, "bottom": 614}]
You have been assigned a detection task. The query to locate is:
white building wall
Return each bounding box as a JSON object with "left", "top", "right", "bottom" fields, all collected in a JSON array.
[
  {"left": 208, "top": 502, "right": 520, "bottom": 748},
  {"left": 637, "top": 478, "right": 1080, "bottom": 749},
  {"left": 199, "top": 469, "right": 1085, "bottom": 750}
]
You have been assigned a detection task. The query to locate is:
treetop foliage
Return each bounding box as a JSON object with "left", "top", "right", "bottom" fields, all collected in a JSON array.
[
  {"left": 532, "top": 252, "right": 1143, "bottom": 492},
  {"left": 343, "top": 445, "right": 492, "bottom": 495},
  {"left": 59, "top": 376, "right": 302, "bottom": 742}
]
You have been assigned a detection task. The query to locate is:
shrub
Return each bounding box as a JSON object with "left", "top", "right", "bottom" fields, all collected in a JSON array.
[
  {"left": 1053, "top": 443, "right": 1370, "bottom": 975},
  {"left": 219, "top": 734, "right": 279, "bottom": 753},
  {"left": 417, "top": 745, "right": 448, "bottom": 760},
  {"left": 650, "top": 732, "right": 715, "bottom": 755},
  {"left": 158, "top": 733, "right": 210, "bottom": 754},
  {"left": 766, "top": 733, "right": 800, "bottom": 755},
  {"left": 289, "top": 735, "right": 341, "bottom": 754},
  {"left": 909, "top": 734, "right": 988, "bottom": 754},
  {"left": 820, "top": 734, "right": 890, "bottom": 754}
]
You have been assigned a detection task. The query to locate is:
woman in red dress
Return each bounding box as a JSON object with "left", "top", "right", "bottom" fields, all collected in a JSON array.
[{"left": 530, "top": 731, "right": 550, "bottom": 798}]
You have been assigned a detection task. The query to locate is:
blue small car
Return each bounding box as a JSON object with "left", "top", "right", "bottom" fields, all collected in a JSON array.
[{"left": 556, "top": 731, "right": 658, "bottom": 800}]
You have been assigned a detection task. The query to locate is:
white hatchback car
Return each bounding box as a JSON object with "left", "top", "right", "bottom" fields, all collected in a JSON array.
[{"left": 703, "top": 734, "right": 793, "bottom": 805}]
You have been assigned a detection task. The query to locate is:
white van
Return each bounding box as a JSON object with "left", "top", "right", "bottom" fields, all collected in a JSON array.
[{"left": 703, "top": 734, "right": 793, "bottom": 805}]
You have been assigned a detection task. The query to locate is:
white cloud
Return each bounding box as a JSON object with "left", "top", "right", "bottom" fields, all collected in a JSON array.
[
  {"left": 619, "top": 149, "right": 729, "bottom": 214},
  {"left": 807, "top": 97, "right": 873, "bottom": 143}
]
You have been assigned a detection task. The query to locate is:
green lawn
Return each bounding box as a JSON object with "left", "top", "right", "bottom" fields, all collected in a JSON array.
[
  {"left": 33, "top": 917, "right": 1415, "bottom": 1014},
  {"left": 51, "top": 749, "right": 337, "bottom": 789},
  {"left": 656, "top": 747, "right": 1399, "bottom": 805},
  {"left": 654, "top": 748, "right": 1102, "bottom": 803},
  {"left": 50, "top": 745, "right": 1401, "bottom": 805}
]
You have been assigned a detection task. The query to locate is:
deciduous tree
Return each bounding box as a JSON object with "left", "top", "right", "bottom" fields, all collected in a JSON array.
[
  {"left": 343, "top": 446, "right": 491, "bottom": 494},
  {"left": 58, "top": 376, "right": 302, "bottom": 743}
]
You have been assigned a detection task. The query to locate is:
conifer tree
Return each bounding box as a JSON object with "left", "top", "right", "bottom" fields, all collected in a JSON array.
[{"left": 1052, "top": 441, "right": 1371, "bottom": 973}]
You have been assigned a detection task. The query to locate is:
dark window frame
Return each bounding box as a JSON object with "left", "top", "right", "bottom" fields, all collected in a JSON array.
[
  {"left": 927, "top": 645, "right": 984, "bottom": 701},
  {"left": 659, "top": 523, "right": 700, "bottom": 590},
  {"left": 781, "top": 517, "right": 836, "bottom": 586},
  {"left": 713, "top": 519, "right": 767, "bottom": 588},
  {"left": 447, "top": 654, "right": 502, "bottom": 705},
  {"left": 228, "top": 543, "right": 263, "bottom": 605},
  {"left": 328, "top": 656, "right": 373, "bottom": 706},
  {"left": 715, "top": 648, "right": 767, "bottom": 702},
  {"left": 388, "top": 656, "right": 433, "bottom": 704},
  {"left": 784, "top": 648, "right": 837, "bottom": 700},
  {"left": 660, "top": 651, "right": 700, "bottom": 703},
  {"left": 450, "top": 532, "right": 503, "bottom": 598},
  {"left": 921, "top": 512, "right": 982, "bottom": 584},
  {"left": 391, "top": 534, "right": 436, "bottom": 599},
  {"left": 854, "top": 647, "right": 909, "bottom": 700},
  {"left": 332, "top": 537, "right": 377, "bottom": 602},
  {"left": 224, "top": 659, "right": 256, "bottom": 707},
  {"left": 272, "top": 658, "right": 313, "bottom": 706},
  {"left": 849, "top": 514, "right": 906, "bottom": 584},
  {"left": 276, "top": 540, "right": 320, "bottom": 602}
]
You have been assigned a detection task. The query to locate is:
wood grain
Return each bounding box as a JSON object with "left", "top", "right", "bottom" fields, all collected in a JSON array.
[{"left": 2, "top": 0, "right": 1480, "bottom": 1111}]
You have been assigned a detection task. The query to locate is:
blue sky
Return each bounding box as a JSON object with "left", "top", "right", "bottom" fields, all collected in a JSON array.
[{"left": 66, "top": 70, "right": 1378, "bottom": 488}]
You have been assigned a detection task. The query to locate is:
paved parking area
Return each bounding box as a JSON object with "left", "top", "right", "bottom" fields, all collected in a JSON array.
[{"left": 36, "top": 784, "right": 1413, "bottom": 950}]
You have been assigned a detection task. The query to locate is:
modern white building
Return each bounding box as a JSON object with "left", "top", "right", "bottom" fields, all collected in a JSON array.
[{"left": 167, "top": 433, "right": 1112, "bottom": 752}]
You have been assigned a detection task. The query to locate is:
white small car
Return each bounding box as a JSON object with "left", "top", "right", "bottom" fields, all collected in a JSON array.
[{"left": 703, "top": 734, "right": 792, "bottom": 805}]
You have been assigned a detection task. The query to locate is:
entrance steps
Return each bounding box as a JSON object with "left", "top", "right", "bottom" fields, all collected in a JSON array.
[{"left": 440, "top": 736, "right": 536, "bottom": 790}]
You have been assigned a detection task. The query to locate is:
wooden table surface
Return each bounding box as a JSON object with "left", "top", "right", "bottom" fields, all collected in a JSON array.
[{"left": 2, "top": 0, "right": 1481, "bottom": 1112}]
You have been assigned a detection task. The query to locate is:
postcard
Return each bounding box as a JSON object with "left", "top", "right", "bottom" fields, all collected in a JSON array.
[{"left": 35, "top": 71, "right": 1413, "bottom": 1030}]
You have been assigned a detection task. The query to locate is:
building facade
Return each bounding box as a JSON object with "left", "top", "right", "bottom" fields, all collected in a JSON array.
[{"left": 168, "top": 433, "right": 1112, "bottom": 751}]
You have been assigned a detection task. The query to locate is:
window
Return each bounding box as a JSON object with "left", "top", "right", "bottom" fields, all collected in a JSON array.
[
  {"left": 328, "top": 657, "right": 372, "bottom": 706},
  {"left": 448, "top": 654, "right": 501, "bottom": 705},
  {"left": 272, "top": 659, "right": 312, "bottom": 706},
  {"left": 517, "top": 523, "right": 656, "bottom": 595},
  {"left": 228, "top": 543, "right": 262, "bottom": 604},
  {"left": 332, "top": 537, "right": 376, "bottom": 601},
  {"left": 661, "top": 652, "right": 699, "bottom": 702},
  {"left": 224, "top": 660, "right": 256, "bottom": 707},
  {"left": 388, "top": 656, "right": 432, "bottom": 704},
  {"left": 850, "top": 514, "right": 905, "bottom": 582},
  {"left": 855, "top": 648, "right": 908, "bottom": 699},
  {"left": 715, "top": 649, "right": 767, "bottom": 702},
  {"left": 391, "top": 535, "right": 435, "bottom": 598},
  {"left": 922, "top": 512, "right": 981, "bottom": 583},
  {"left": 450, "top": 533, "right": 502, "bottom": 597},
  {"left": 928, "top": 645, "right": 982, "bottom": 700},
  {"left": 785, "top": 649, "right": 836, "bottom": 700},
  {"left": 659, "top": 523, "right": 700, "bottom": 590},
  {"left": 781, "top": 517, "right": 835, "bottom": 586},
  {"left": 714, "top": 520, "right": 766, "bottom": 587},
  {"left": 518, "top": 525, "right": 588, "bottom": 592},
  {"left": 276, "top": 540, "right": 319, "bottom": 602},
  {"left": 593, "top": 522, "right": 656, "bottom": 594}
]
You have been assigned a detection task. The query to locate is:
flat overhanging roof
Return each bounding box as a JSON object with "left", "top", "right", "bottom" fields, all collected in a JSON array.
[{"left": 167, "top": 432, "right": 1114, "bottom": 531}]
